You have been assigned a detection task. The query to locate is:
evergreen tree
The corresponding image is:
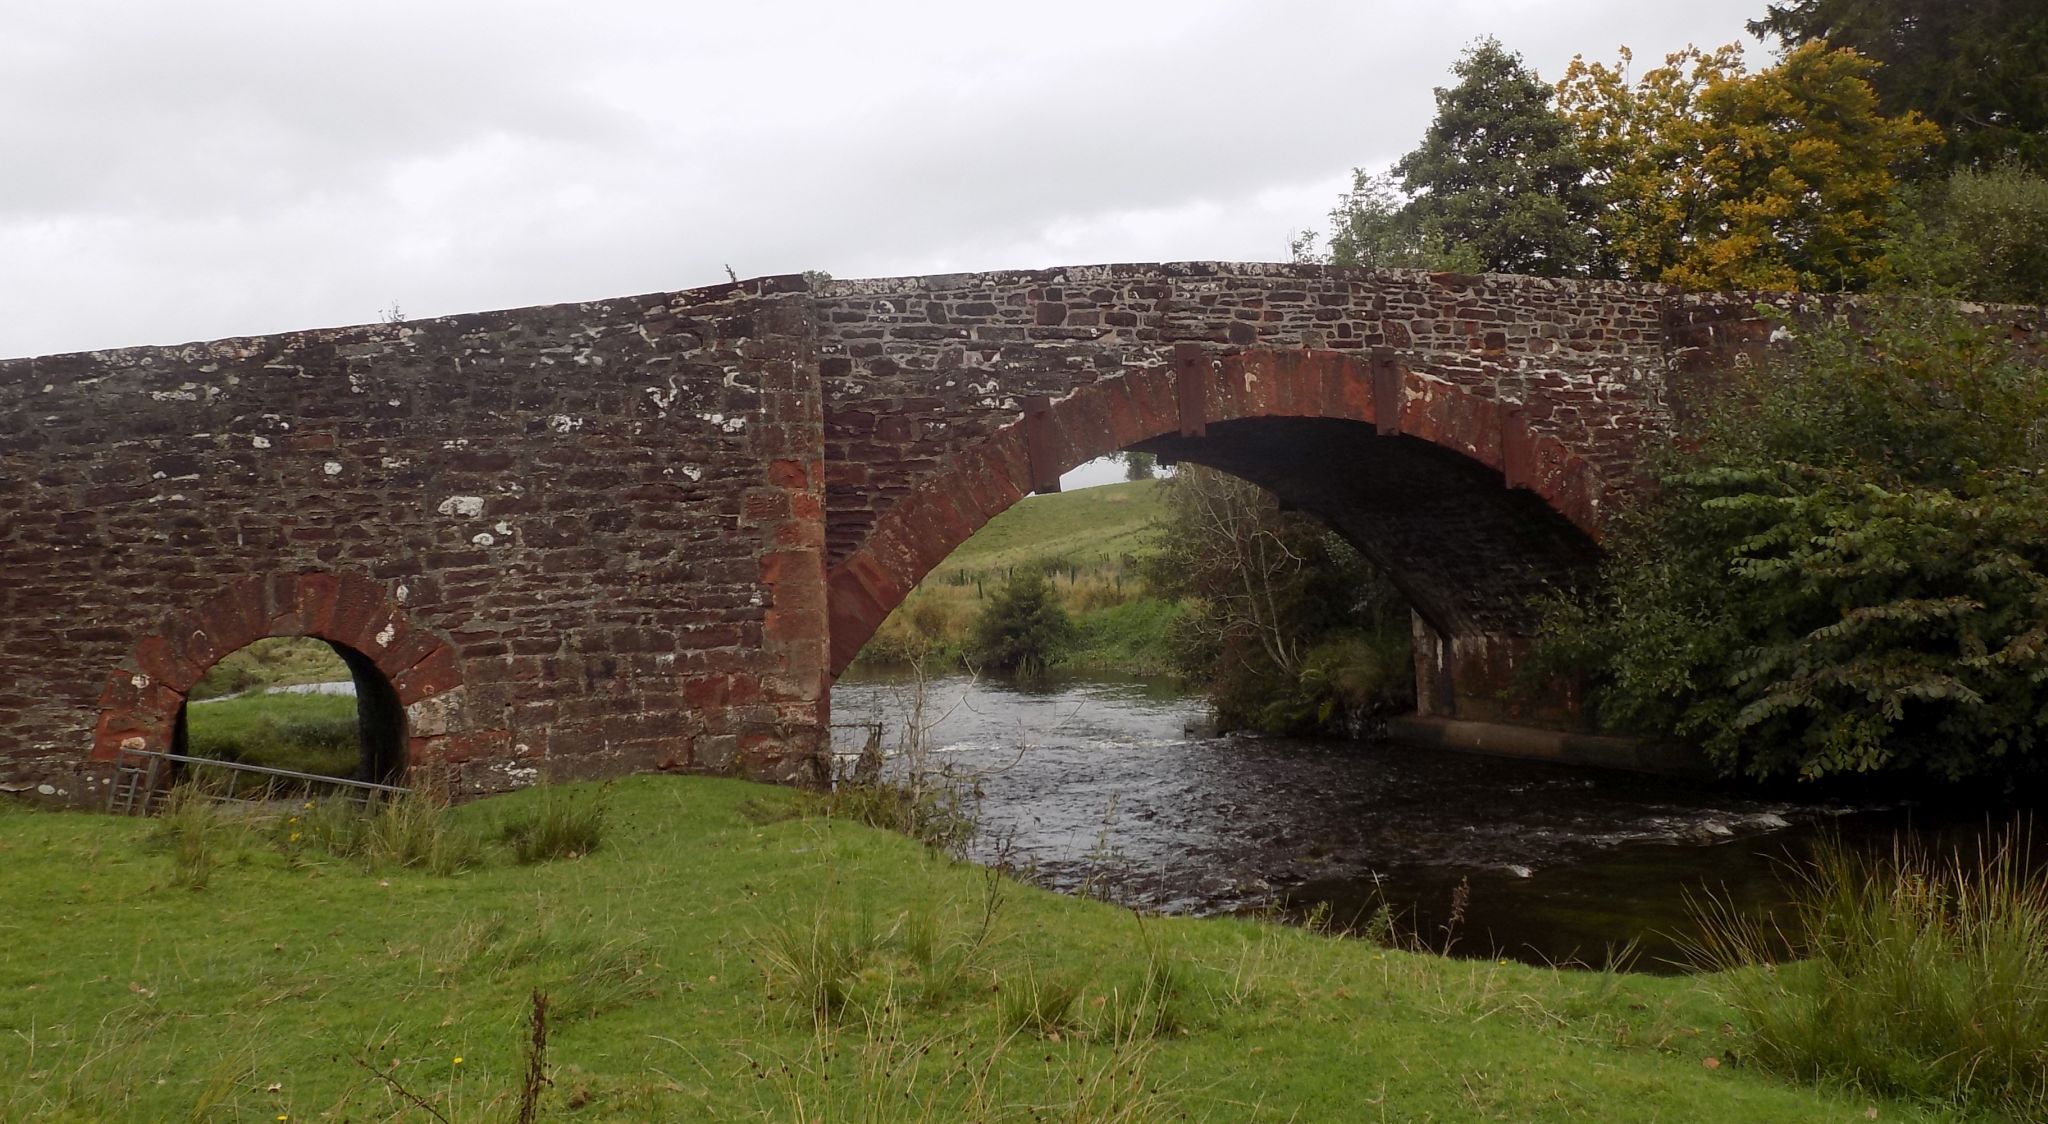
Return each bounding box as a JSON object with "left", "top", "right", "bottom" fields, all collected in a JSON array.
[
  {"left": 1392, "top": 38, "right": 1602, "bottom": 277},
  {"left": 967, "top": 564, "right": 1075, "bottom": 675},
  {"left": 1750, "top": 0, "right": 2048, "bottom": 173}
]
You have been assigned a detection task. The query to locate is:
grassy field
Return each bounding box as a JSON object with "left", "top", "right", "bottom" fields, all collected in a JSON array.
[
  {"left": 0, "top": 777, "right": 1966, "bottom": 1122},
  {"left": 185, "top": 692, "right": 362, "bottom": 778},
  {"left": 861, "top": 480, "right": 1183, "bottom": 672}
]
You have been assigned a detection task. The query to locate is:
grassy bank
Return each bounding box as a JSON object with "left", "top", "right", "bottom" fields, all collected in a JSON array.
[
  {"left": 858, "top": 480, "right": 1183, "bottom": 674},
  {"left": 0, "top": 777, "right": 1963, "bottom": 1121}
]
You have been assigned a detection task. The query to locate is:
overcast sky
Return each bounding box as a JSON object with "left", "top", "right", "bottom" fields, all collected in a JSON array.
[{"left": 2, "top": 1, "right": 1767, "bottom": 360}]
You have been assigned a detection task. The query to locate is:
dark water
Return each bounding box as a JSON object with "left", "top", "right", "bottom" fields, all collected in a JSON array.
[{"left": 830, "top": 670, "right": 2038, "bottom": 971}]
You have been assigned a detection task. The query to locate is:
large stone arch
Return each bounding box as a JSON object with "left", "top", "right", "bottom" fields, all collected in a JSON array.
[
  {"left": 826, "top": 347, "right": 1608, "bottom": 721},
  {"left": 92, "top": 571, "right": 476, "bottom": 775}
]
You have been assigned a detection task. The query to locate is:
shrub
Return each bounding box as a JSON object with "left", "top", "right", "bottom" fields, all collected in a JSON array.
[
  {"left": 1534, "top": 311, "right": 2048, "bottom": 784},
  {"left": 1885, "top": 163, "right": 2048, "bottom": 304},
  {"left": 1144, "top": 466, "right": 1412, "bottom": 737},
  {"left": 967, "top": 564, "right": 1075, "bottom": 675},
  {"left": 1688, "top": 829, "right": 2048, "bottom": 1118}
]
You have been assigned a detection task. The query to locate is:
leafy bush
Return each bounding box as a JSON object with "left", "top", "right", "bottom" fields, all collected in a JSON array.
[
  {"left": 1688, "top": 829, "right": 2048, "bottom": 1118},
  {"left": 1534, "top": 311, "right": 2048, "bottom": 783},
  {"left": 1885, "top": 163, "right": 2048, "bottom": 305},
  {"left": 1144, "top": 467, "right": 1412, "bottom": 736},
  {"left": 967, "top": 564, "right": 1076, "bottom": 675}
]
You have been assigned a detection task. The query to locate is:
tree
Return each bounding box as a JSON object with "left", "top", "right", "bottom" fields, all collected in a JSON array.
[
  {"left": 1119, "top": 450, "right": 1158, "bottom": 481},
  {"left": 1143, "top": 467, "right": 1411, "bottom": 735},
  {"left": 1392, "top": 38, "right": 1603, "bottom": 277},
  {"left": 1750, "top": 0, "right": 2048, "bottom": 173},
  {"left": 1304, "top": 170, "right": 1482, "bottom": 272},
  {"left": 1884, "top": 163, "right": 2048, "bottom": 304},
  {"left": 1534, "top": 311, "right": 2048, "bottom": 785},
  {"left": 967, "top": 564, "right": 1075, "bottom": 675},
  {"left": 1557, "top": 42, "right": 1941, "bottom": 291}
]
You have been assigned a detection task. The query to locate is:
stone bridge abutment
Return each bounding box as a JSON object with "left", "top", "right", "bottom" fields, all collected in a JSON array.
[{"left": 7, "top": 262, "right": 2029, "bottom": 800}]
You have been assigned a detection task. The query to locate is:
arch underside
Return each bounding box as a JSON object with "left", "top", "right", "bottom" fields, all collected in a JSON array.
[
  {"left": 825, "top": 349, "right": 1610, "bottom": 725},
  {"left": 1134, "top": 418, "right": 1600, "bottom": 643}
]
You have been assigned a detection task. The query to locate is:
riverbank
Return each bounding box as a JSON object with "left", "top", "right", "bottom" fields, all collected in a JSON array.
[
  {"left": 0, "top": 776, "right": 1960, "bottom": 1120},
  {"left": 854, "top": 479, "right": 1187, "bottom": 675}
]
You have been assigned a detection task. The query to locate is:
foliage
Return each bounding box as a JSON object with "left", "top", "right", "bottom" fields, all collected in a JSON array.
[
  {"left": 1750, "top": 0, "right": 2048, "bottom": 174},
  {"left": 1557, "top": 42, "right": 1942, "bottom": 291},
  {"left": 1392, "top": 37, "right": 1602, "bottom": 277},
  {"left": 1118, "top": 450, "right": 1156, "bottom": 480},
  {"left": 1883, "top": 163, "right": 2048, "bottom": 304},
  {"left": 1534, "top": 311, "right": 2048, "bottom": 783},
  {"left": 0, "top": 776, "right": 1983, "bottom": 1120},
  {"left": 853, "top": 481, "right": 1168, "bottom": 672},
  {"left": 190, "top": 635, "right": 352, "bottom": 700},
  {"left": 1301, "top": 169, "right": 1483, "bottom": 272},
  {"left": 1688, "top": 829, "right": 2048, "bottom": 1118},
  {"left": 287, "top": 787, "right": 487, "bottom": 875},
  {"left": 1143, "top": 467, "right": 1411, "bottom": 736},
  {"left": 967, "top": 563, "right": 1077, "bottom": 675}
]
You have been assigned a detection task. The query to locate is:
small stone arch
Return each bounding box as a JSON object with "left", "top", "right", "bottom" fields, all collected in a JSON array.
[
  {"left": 825, "top": 346, "right": 1609, "bottom": 674},
  {"left": 91, "top": 572, "right": 467, "bottom": 779}
]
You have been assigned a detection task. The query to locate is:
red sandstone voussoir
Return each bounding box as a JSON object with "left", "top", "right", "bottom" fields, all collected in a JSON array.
[{"left": 394, "top": 644, "right": 460, "bottom": 705}]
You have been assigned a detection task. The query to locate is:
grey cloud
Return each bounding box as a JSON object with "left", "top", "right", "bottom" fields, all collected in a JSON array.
[{"left": 1, "top": 0, "right": 1763, "bottom": 357}]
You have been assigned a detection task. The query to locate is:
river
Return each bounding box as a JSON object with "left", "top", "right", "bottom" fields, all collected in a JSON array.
[{"left": 831, "top": 669, "right": 2038, "bottom": 971}]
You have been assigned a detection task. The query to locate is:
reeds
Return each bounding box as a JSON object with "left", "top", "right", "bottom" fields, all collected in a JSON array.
[{"left": 1687, "top": 826, "right": 2048, "bottom": 1117}]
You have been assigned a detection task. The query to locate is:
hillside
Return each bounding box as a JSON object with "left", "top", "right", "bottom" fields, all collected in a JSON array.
[{"left": 856, "top": 479, "right": 1176, "bottom": 670}]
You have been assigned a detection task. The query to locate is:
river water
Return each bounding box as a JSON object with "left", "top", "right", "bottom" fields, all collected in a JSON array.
[{"left": 831, "top": 670, "right": 2038, "bottom": 970}]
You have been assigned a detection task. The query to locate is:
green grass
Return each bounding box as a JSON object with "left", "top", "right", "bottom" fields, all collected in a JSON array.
[
  {"left": 1066, "top": 596, "right": 1185, "bottom": 674},
  {"left": 942, "top": 479, "right": 1164, "bottom": 571},
  {"left": 184, "top": 690, "right": 362, "bottom": 778},
  {"left": 1689, "top": 831, "right": 2048, "bottom": 1119},
  {"left": 857, "top": 481, "right": 1176, "bottom": 672},
  {"left": 0, "top": 777, "right": 1973, "bottom": 1121}
]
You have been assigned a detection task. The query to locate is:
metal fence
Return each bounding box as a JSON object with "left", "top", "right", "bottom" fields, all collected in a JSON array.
[{"left": 107, "top": 747, "right": 409, "bottom": 817}]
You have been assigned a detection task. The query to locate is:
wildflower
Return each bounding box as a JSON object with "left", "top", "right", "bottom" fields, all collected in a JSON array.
[
  {"left": 453, "top": 1056, "right": 463, "bottom": 1066},
  {"left": 289, "top": 833, "right": 302, "bottom": 843}
]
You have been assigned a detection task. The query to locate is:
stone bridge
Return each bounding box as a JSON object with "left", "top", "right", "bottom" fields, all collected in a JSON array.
[{"left": 0, "top": 263, "right": 1992, "bottom": 803}]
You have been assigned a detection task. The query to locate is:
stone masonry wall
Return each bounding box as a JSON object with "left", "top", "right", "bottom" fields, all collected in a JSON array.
[
  {"left": 0, "top": 277, "right": 829, "bottom": 805},
  {"left": 816, "top": 263, "right": 1680, "bottom": 565},
  {"left": 9, "top": 262, "right": 2037, "bottom": 800}
]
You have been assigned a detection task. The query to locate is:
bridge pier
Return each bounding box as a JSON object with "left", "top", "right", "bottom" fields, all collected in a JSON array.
[{"left": 1409, "top": 617, "right": 1577, "bottom": 728}]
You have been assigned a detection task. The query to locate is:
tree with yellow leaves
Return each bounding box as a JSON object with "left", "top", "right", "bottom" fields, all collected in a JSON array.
[{"left": 1557, "top": 42, "right": 1941, "bottom": 291}]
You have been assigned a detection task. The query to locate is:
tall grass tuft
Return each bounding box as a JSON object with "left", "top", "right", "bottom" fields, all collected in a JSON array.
[
  {"left": 1688, "top": 828, "right": 2048, "bottom": 1118},
  {"left": 500, "top": 784, "right": 611, "bottom": 864},
  {"left": 285, "top": 787, "right": 483, "bottom": 875},
  {"left": 759, "top": 909, "right": 882, "bottom": 1019},
  {"left": 147, "top": 786, "right": 242, "bottom": 889},
  {"left": 999, "top": 966, "right": 1083, "bottom": 1038}
]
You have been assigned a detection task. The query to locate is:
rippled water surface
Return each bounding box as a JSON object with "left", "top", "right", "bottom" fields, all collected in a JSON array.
[{"left": 832, "top": 670, "right": 2036, "bottom": 969}]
